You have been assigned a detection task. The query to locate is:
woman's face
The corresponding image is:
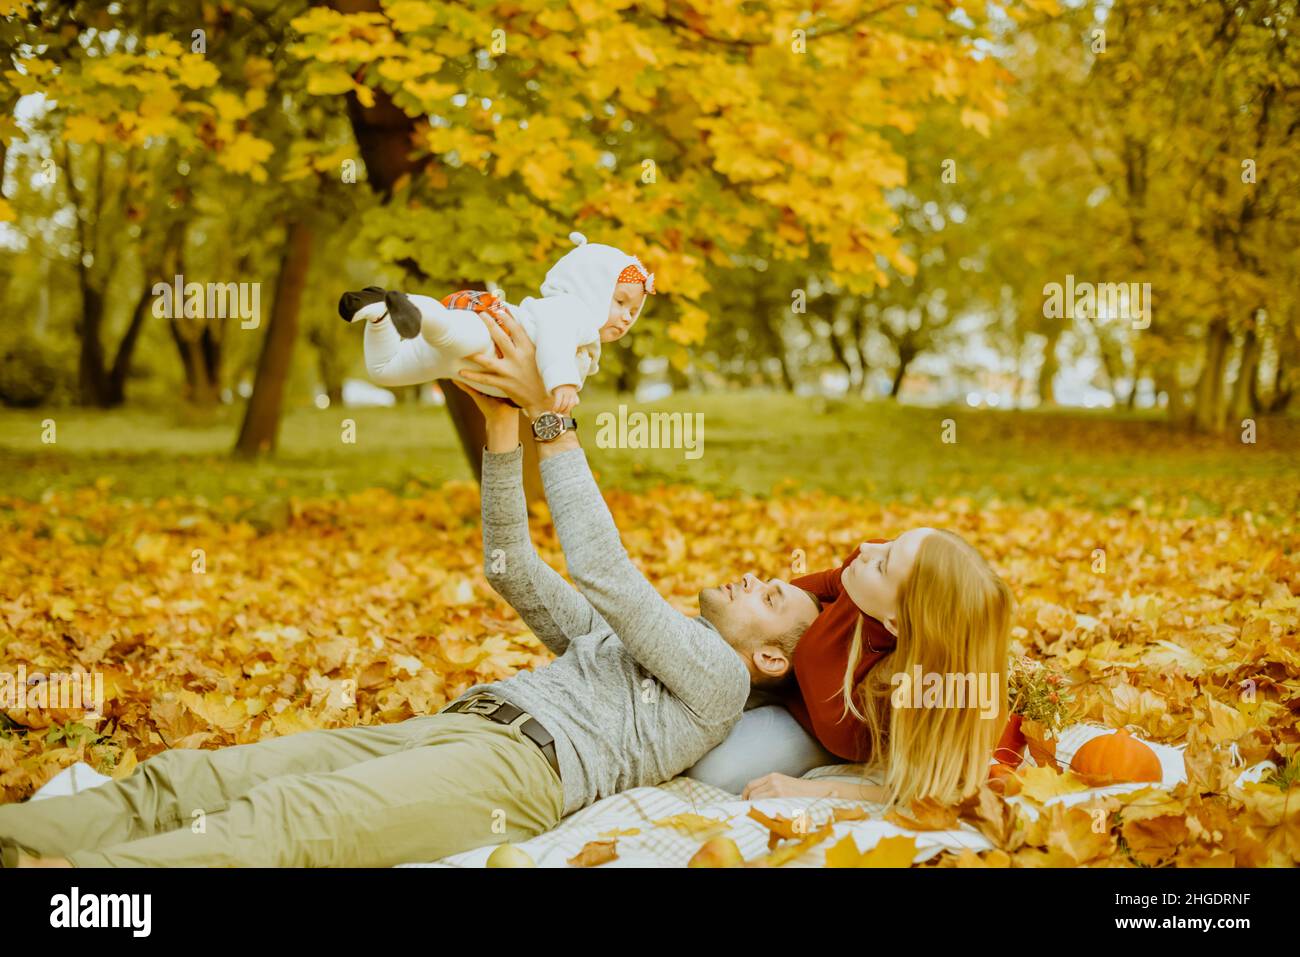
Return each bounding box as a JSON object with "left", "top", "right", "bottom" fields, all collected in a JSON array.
[{"left": 840, "top": 527, "right": 935, "bottom": 635}]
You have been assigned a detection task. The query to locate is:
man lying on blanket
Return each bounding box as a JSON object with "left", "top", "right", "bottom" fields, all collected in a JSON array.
[{"left": 1, "top": 308, "right": 823, "bottom": 868}]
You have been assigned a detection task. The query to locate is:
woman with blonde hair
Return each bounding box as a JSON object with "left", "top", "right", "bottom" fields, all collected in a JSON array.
[{"left": 688, "top": 529, "right": 1015, "bottom": 808}]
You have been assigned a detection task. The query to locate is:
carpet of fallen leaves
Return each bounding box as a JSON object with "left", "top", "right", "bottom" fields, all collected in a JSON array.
[{"left": 2, "top": 480, "right": 1298, "bottom": 866}]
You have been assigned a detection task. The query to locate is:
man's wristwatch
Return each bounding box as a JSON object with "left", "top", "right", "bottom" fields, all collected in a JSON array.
[{"left": 531, "top": 411, "right": 577, "bottom": 442}]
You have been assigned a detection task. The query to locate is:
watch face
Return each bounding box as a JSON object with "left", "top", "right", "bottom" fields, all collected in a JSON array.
[{"left": 533, "top": 412, "right": 563, "bottom": 441}]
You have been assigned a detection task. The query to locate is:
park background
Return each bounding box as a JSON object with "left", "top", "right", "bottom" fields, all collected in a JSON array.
[{"left": 1, "top": 0, "right": 1298, "bottom": 866}]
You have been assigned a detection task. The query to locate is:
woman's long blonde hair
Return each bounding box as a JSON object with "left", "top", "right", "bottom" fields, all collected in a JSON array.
[{"left": 839, "top": 529, "right": 1013, "bottom": 808}]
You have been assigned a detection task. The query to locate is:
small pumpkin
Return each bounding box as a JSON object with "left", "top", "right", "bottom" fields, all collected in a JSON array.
[
  {"left": 987, "top": 762, "right": 1017, "bottom": 792},
  {"left": 1070, "top": 728, "right": 1162, "bottom": 785}
]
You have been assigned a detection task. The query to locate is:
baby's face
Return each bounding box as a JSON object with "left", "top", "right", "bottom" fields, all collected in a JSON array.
[{"left": 599, "top": 282, "right": 647, "bottom": 343}]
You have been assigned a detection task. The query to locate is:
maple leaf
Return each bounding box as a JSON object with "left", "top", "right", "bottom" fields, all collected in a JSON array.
[
  {"left": 1016, "top": 765, "right": 1092, "bottom": 803},
  {"left": 653, "top": 813, "right": 732, "bottom": 837},
  {"left": 748, "top": 807, "right": 814, "bottom": 849},
  {"left": 47, "top": 597, "right": 76, "bottom": 622},
  {"left": 825, "top": 834, "right": 918, "bottom": 868},
  {"left": 746, "top": 824, "right": 836, "bottom": 867},
  {"left": 568, "top": 839, "right": 617, "bottom": 867},
  {"left": 831, "top": 806, "right": 868, "bottom": 823},
  {"left": 63, "top": 114, "right": 110, "bottom": 144},
  {"left": 219, "top": 133, "right": 274, "bottom": 180},
  {"left": 885, "top": 798, "right": 961, "bottom": 832},
  {"left": 954, "top": 848, "right": 1012, "bottom": 868},
  {"left": 1042, "top": 805, "right": 1116, "bottom": 865},
  {"left": 1119, "top": 803, "right": 1191, "bottom": 866}
]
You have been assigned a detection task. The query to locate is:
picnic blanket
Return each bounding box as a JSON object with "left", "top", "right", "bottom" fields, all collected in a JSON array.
[
  {"left": 28, "top": 722, "right": 1271, "bottom": 867},
  {"left": 403, "top": 765, "right": 989, "bottom": 868},
  {"left": 407, "top": 721, "right": 1199, "bottom": 867}
]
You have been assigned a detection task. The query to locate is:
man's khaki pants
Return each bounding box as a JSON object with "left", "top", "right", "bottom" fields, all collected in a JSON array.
[{"left": 0, "top": 712, "right": 564, "bottom": 867}]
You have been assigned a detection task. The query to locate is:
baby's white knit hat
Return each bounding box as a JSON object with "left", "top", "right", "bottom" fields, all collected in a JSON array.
[{"left": 539, "top": 232, "right": 654, "bottom": 327}]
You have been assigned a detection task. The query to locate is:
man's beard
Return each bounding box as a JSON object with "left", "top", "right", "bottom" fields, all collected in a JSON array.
[{"left": 698, "top": 587, "right": 728, "bottom": 636}]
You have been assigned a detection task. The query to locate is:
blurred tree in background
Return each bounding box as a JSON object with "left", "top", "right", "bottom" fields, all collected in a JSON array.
[{"left": 1, "top": 0, "right": 1296, "bottom": 469}]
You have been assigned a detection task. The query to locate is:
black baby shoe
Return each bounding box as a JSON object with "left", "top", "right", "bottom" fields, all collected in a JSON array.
[
  {"left": 338, "top": 286, "right": 387, "bottom": 323},
  {"left": 384, "top": 290, "right": 423, "bottom": 340}
]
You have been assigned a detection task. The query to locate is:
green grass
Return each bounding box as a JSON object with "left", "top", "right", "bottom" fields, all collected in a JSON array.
[{"left": 1, "top": 391, "right": 1296, "bottom": 520}]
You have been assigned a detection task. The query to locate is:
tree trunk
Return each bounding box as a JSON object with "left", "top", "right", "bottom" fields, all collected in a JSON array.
[
  {"left": 890, "top": 345, "right": 916, "bottom": 399},
  {"left": 1230, "top": 324, "right": 1261, "bottom": 423},
  {"left": 171, "top": 321, "right": 222, "bottom": 406},
  {"left": 199, "top": 312, "right": 224, "bottom": 404},
  {"left": 614, "top": 354, "right": 641, "bottom": 395},
  {"left": 440, "top": 380, "right": 487, "bottom": 482},
  {"left": 851, "top": 308, "right": 871, "bottom": 396},
  {"left": 307, "top": 317, "right": 347, "bottom": 409},
  {"left": 0, "top": 95, "right": 12, "bottom": 203},
  {"left": 1265, "top": 316, "right": 1297, "bottom": 413},
  {"left": 826, "top": 325, "right": 856, "bottom": 387},
  {"left": 315, "top": 345, "right": 345, "bottom": 407},
  {"left": 773, "top": 353, "right": 795, "bottom": 392},
  {"left": 1125, "top": 362, "right": 1144, "bottom": 411},
  {"left": 161, "top": 217, "right": 220, "bottom": 406},
  {"left": 1096, "top": 333, "right": 1125, "bottom": 405},
  {"left": 171, "top": 320, "right": 200, "bottom": 398},
  {"left": 811, "top": 295, "right": 855, "bottom": 389},
  {"left": 1037, "top": 328, "right": 1060, "bottom": 406},
  {"left": 233, "top": 219, "right": 315, "bottom": 458},
  {"left": 667, "top": 359, "right": 690, "bottom": 393},
  {"left": 1155, "top": 363, "right": 1189, "bottom": 423},
  {"left": 754, "top": 294, "right": 793, "bottom": 391},
  {"left": 342, "top": 84, "right": 428, "bottom": 199},
  {"left": 103, "top": 281, "right": 154, "bottom": 406},
  {"left": 76, "top": 280, "right": 111, "bottom": 406},
  {"left": 1193, "top": 318, "right": 1231, "bottom": 432}
]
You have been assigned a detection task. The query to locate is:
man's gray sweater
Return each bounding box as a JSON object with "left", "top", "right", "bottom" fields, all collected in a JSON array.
[{"left": 457, "top": 444, "right": 751, "bottom": 817}]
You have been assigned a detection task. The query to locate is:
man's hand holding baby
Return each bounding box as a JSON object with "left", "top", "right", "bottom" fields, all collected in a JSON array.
[{"left": 459, "top": 307, "right": 553, "bottom": 419}]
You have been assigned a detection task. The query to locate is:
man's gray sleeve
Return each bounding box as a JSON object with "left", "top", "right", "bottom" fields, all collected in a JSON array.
[
  {"left": 480, "top": 444, "right": 606, "bottom": 656},
  {"left": 537, "top": 446, "right": 751, "bottom": 722}
]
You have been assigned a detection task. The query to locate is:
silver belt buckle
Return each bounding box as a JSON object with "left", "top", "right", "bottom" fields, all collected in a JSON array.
[{"left": 456, "top": 693, "right": 501, "bottom": 717}]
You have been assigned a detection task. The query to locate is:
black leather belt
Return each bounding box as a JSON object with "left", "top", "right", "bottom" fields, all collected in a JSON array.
[{"left": 440, "top": 692, "right": 561, "bottom": 780}]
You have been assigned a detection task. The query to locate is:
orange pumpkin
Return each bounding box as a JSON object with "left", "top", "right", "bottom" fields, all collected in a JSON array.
[
  {"left": 988, "top": 762, "right": 1017, "bottom": 782},
  {"left": 986, "top": 763, "right": 1016, "bottom": 794},
  {"left": 1070, "top": 728, "right": 1162, "bottom": 785}
]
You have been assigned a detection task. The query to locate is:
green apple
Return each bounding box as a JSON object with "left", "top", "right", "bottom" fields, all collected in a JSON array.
[{"left": 486, "top": 843, "right": 536, "bottom": 868}]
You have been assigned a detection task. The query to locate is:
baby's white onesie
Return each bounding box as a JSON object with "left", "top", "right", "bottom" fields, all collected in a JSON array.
[
  {"left": 361, "top": 293, "right": 601, "bottom": 399},
  {"left": 359, "top": 234, "right": 644, "bottom": 399}
]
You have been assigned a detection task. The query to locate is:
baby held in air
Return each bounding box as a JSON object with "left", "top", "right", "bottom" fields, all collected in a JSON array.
[{"left": 337, "top": 232, "right": 654, "bottom": 414}]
